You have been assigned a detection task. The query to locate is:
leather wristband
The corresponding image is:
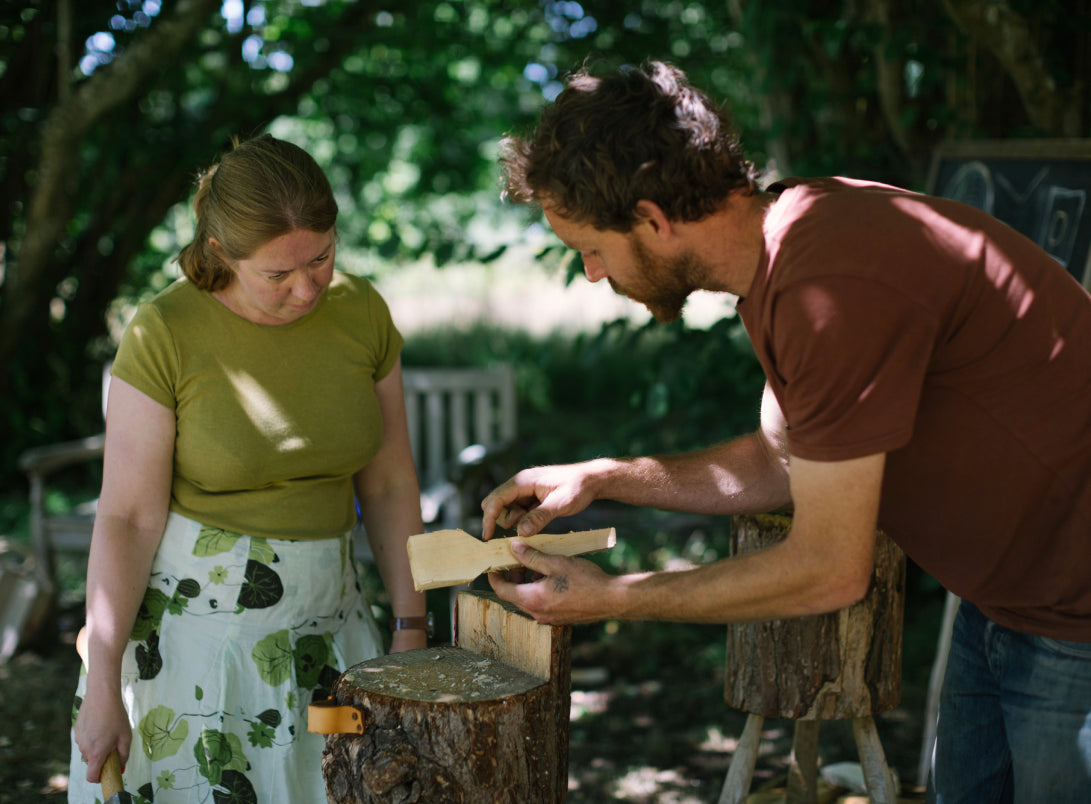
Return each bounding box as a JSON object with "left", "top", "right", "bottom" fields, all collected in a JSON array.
[{"left": 390, "top": 613, "right": 434, "bottom": 637}]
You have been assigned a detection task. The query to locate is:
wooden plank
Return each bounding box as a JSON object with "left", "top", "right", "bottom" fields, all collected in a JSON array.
[
  {"left": 450, "top": 390, "right": 468, "bottom": 458},
  {"left": 424, "top": 389, "right": 445, "bottom": 487},
  {"left": 473, "top": 388, "right": 492, "bottom": 445},
  {"left": 456, "top": 590, "right": 559, "bottom": 681}
]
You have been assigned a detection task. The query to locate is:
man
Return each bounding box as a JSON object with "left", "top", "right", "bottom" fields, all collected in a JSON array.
[{"left": 481, "top": 61, "right": 1091, "bottom": 801}]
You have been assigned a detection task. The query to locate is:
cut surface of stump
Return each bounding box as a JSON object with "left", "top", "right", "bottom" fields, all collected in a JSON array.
[{"left": 336, "top": 644, "right": 544, "bottom": 703}]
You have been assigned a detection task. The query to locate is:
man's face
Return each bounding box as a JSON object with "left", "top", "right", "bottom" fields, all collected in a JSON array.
[{"left": 544, "top": 205, "right": 708, "bottom": 323}]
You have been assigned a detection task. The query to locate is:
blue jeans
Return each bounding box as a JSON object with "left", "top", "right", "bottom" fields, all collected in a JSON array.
[{"left": 928, "top": 601, "right": 1091, "bottom": 803}]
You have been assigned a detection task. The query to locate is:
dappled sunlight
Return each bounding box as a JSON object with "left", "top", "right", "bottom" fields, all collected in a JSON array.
[
  {"left": 698, "top": 724, "right": 738, "bottom": 753},
  {"left": 571, "top": 689, "right": 611, "bottom": 720},
  {"left": 613, "top": 766, "right": 706, "bottom": 802},
  {"left": 225, "top": 370, "right": 308, "bottom": 452}
]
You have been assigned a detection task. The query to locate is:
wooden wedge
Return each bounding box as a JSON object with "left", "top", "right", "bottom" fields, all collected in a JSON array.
[{"left": 407, "top": 527, "right": 617, "bottom": 591}]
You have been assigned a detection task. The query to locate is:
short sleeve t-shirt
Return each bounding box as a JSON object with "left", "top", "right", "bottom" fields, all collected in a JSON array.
[
  {"left": 738, "top": 178, "right": 1091, "bottom": 640},
  {"left": 112, "top": 270, "right": 404, "bottom": 541}
]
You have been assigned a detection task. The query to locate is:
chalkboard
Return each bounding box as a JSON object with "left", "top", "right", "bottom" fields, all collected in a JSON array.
[{"left": 927, "top": 139, "right": 1091, "bottom": 290}]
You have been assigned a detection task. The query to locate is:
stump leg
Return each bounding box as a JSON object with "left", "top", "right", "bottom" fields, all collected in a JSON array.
[
  {"left": 718, "top": 713, "right": 764, "bottom": 804},
  {"left": 853, "top": 716, "right": 898, "bottom": 803},
  {"left": 786, "top": 719, "right": 820, "bottom": 804}
]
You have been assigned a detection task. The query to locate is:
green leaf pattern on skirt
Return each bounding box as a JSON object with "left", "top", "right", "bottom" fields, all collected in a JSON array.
[{"left": 68, "top": 513, "right": 383, "bottom": 803}]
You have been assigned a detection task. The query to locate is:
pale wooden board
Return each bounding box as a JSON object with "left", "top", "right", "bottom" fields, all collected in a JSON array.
[
  {"left": 456, "top": 590, "right": 555, "bottom": 681},
  {"left": 408, "top": 527, "right": 616, "bottom": 590}
]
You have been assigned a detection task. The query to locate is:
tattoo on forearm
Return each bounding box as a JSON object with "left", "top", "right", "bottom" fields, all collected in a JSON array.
[{"left": 552, "top": 574, "right": 570, "bottom": 593}]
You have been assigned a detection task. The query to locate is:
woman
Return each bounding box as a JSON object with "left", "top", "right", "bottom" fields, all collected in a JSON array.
[{"left": 70, "top": 135, "right": 427, "bottom": 802}]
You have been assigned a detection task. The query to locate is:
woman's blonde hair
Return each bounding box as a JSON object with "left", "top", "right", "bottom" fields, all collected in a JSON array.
[{"left": 175, "top": 134, "right": 338, "bottom": 291}]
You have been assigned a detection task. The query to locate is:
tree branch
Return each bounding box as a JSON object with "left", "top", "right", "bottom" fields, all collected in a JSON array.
[
  {"left": 4, "top": 0, "right": 220, "bottom": 363},
  {"left": 941, "top": 0, "right": 1080, "bottom": 136},
  {"left": 863, "top": 0, "right": 911, "bottom": 154}
]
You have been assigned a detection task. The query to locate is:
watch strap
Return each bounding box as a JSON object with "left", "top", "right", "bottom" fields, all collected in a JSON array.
[{"left": 389, "top": 613, "right": 434, "bottom": 637}]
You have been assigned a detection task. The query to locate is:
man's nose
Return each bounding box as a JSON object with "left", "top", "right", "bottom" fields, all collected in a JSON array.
[{"left": 582, "top": 254, "right": 607, "bottom": 282}]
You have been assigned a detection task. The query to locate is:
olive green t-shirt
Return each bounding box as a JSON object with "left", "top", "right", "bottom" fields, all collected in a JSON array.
[{"left": 112, "top": 271, "right": 403, "bottom": 540}]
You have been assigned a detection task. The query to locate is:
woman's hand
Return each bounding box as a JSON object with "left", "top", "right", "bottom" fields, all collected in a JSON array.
[
  {"left": 73, "top": 683, "right": 131, "bottom": 784},
  {"left": 389, "top": 627, "right": 427, "bottom": 653}
]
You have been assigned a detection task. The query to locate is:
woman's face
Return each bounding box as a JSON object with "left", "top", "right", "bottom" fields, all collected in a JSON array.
[{"left": 214, "top": 228, "right": 336, "bottom": 325}]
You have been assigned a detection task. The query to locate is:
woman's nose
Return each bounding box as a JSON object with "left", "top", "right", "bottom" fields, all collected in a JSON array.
[{"left": 293, "top": 271, "right": 320, "bottom": 300}]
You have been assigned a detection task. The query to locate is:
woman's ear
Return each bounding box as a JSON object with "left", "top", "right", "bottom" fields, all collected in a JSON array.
[{"left": 207, "top": 237, "right": 237, "bottom": 269}]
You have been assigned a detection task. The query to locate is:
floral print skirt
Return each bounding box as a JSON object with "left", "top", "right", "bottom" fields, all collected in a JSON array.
[{"left": 68, "top": 512, "right": 383, "bottom": 803}]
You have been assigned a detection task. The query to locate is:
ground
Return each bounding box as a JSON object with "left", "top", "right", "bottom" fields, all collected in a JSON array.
[{"left": 0, "top": 599, "right": 937, "bottom": 803}]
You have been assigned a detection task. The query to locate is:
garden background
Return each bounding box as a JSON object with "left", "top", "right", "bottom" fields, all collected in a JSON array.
[{"left": 2, "top": 1, "right": 1089, "bottom": 800}]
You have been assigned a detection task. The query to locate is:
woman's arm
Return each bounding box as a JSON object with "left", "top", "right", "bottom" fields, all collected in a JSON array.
[
  {"left": 353, "top": 359, "right": 427, "bottom": 652},
  {"left": 74, "top": 377, "right": 175, "bottom": 782}
]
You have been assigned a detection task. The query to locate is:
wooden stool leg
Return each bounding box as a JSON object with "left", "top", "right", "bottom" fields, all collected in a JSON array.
[
  {"left": 786, "top": 719, "right": 820, "bottom": 804},
  {"left": 853, "top": 716, "right": 898, "bottom": 803},
  {"left": 718, "top": 713, "right": 765, "bottom": 804}
]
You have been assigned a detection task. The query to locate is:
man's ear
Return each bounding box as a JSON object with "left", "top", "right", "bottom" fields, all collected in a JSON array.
[{"left": 633, "top": 199, "right": 673, "bottom": 241}]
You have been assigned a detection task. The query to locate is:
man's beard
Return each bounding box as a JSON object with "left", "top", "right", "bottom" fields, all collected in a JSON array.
[{"left": 612, "top": 238, "right": 709, "bottom": 323}]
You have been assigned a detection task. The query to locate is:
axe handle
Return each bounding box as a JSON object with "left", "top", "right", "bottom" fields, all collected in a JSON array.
[{"left": 102, "top": 749, "right": 124, "bottom": 799}]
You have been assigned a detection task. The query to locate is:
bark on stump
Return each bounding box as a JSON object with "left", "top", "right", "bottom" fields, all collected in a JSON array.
[
  {"left": 316, "top": 590, "right": 571, "bottom": 804},
  {"left": 724, "top": 513, "right": 905, "bottom": 720},
  {"left": 719, "top": 514, "right": 906, "bottom": 804}
]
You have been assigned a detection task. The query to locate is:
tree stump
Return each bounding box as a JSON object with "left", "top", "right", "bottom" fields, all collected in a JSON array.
[
  {"left": 719, "top": 514, "right": 905, "bottom": 804},
  {"left": 724, "top": 513, "right": 905, "bottom": 720},
  {"left": 313, "top": 590, "right": 571, "bottom": 803}
]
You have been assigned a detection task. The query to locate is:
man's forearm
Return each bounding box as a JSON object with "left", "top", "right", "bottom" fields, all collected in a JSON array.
[{"left": 584, "top": 430, "right": 792, "bottom": 516}]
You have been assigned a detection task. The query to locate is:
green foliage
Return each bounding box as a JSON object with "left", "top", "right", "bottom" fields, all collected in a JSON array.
[
  {"left": 3, "top": 0, "right": 1086, "bottom": 490},
  {"left": 402, "top": 315, "right": 765, "bottom": 466}
]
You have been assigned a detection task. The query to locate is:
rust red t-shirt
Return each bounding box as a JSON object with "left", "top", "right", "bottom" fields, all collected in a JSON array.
[{"left": 738, "top": 177, "right": 1091, "bottom": 641}]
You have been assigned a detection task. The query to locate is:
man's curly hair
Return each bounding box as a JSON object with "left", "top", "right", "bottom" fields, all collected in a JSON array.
[{"left": 500, "top": 60, "right": 758, "bottom": 232}]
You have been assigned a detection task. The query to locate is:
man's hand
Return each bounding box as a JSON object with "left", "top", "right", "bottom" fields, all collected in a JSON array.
[
  {"left": 487, "top": 540, "right": 623, "bottom": 624},
  {"left": 481, "top": 462, "right": 602, "bottom": 540}
]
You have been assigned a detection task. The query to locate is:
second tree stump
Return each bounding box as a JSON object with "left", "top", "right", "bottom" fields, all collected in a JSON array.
[{"left": 720, "top": 513, "right": 906, "bottom": 804}]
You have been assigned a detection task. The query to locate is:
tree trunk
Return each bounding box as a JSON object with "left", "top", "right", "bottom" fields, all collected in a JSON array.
[
  {"left": 724, "top": 514, "right": 905, "bottom": 720},
  {"left": 316, "top": 591, "right": 571, "bottom": 803}
]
